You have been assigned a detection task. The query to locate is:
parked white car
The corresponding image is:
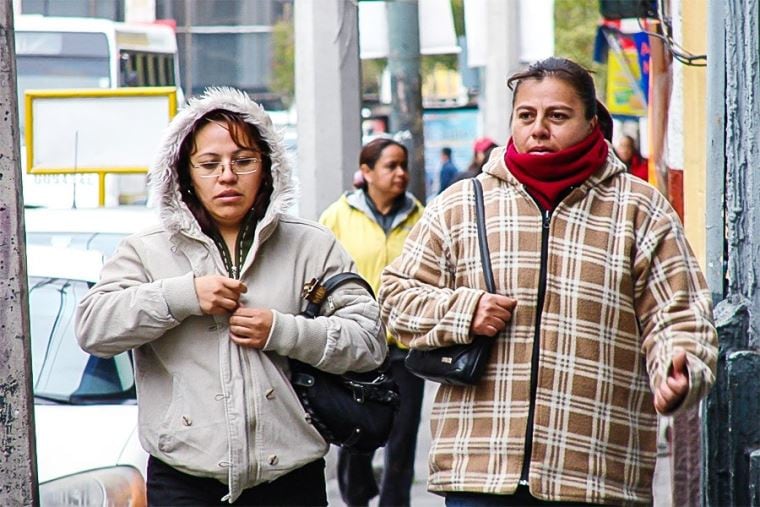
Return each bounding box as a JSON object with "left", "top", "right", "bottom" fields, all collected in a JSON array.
[
  {"left": 25, "top": 209, "right": 155, "bottom": 506},
  {"left": 25, "top": 206, "right": 159, "bottom": 256}
]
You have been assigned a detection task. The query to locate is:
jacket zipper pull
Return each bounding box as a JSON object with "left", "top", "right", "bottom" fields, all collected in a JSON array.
[
  {"left": 232, "top": 265, "right": 239, "bottom": 279},
  {"left": 542, "top": 210, "right": 551, "bottom": 229}
]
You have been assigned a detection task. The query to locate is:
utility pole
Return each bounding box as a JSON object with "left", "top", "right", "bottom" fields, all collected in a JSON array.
[
  {"left": 386, "top": 0, "right": 426, "bottom": 203},
  {"left": 0, "top": 3, "right": 40, "bottom": 506}
]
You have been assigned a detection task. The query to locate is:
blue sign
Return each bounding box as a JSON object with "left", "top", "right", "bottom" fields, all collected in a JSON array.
[{"left": 423, "top": 107, "right": 479, "bottom": 197}]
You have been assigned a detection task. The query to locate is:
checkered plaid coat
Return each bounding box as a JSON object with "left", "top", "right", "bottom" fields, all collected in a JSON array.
[{"left": 379, "top": 146, "right": 717, "bottom": 504}]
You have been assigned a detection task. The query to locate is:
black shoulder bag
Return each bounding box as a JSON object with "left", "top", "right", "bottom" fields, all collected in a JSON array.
[
  {"left": 290, "top": 272, "right": 400, "bottom": 453},
  {"left": 404, "top": 178, "right": 496, "bottom": 386}
]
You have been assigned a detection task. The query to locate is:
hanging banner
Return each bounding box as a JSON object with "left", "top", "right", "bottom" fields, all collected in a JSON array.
[
  {"left": 606, "top": 46, "right": 648, "bottom": 117},
  {"left": 632, "top": 31, "right": 651, "bottom": 104}
]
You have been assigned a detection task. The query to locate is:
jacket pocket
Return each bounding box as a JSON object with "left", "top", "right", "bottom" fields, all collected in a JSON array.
[{"left": 156, "top": 376, "right": 184, "bottom": 453}]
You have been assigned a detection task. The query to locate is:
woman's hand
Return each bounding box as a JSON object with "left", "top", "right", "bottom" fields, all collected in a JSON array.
[
  {"left": 229, "top": 307, "right": 274, "bottom": 349},
  {"left": 654, "top": 350, "right": 690, "bottom": 414},
  {"left": 194, "top": 275, "right": 247, "bottom": 315},
  {"left": 471, "top": 293, "right": 518, "bottom": 337}
]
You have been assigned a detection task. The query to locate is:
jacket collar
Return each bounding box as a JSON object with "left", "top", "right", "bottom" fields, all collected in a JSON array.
[{"left": 345, "top": 189, "right": 420, "bottom": 232}]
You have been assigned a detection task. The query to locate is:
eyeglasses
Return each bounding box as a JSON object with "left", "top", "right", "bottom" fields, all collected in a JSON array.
[{"left": 190, "top": 157, "right": 262, "bottom": 178}]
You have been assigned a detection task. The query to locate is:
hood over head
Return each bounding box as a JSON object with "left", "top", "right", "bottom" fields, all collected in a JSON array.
[{"left": 149, "top": 87, "right": 296, "bottom": 236}]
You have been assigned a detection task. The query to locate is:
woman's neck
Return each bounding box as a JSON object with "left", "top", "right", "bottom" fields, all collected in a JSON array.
[
  {"left": 219, "top": 226, "right": 239, "bottom": 256},
  {"left": 366, "top": 187, "right": 397, "bottom": 215}
]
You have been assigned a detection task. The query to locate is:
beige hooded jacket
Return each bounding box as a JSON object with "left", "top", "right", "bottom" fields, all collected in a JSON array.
[{"left": 76, "top": 88, "right": 386, "bottom": 502}]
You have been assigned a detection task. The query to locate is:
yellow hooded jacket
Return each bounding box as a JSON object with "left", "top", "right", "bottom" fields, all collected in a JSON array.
[{"left": 320, "top": 189, "right": 424, "bottom": 346}]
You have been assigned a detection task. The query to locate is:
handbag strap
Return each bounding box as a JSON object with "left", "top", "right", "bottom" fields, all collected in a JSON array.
[
  {"left": 301, "top": 272, "right": 375, "bottom": 318},
  {"left": 472, "top": 178, "right": 495, "bottom": 294}
]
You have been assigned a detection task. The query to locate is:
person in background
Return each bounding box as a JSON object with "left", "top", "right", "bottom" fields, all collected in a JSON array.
[
  {"left": 320, "top": 137, "right": 425, "bottom": 507},
  {"left": 615, "top": 134, "right": 649, "bottom": 181},
  {"left": 451, "top": 137, "right": 499, "bottom": 183},
  {"left": 471, "top": 137, "right": 498, "bottom": 171},
  {"left": 438, "top": 146, "right": 459, "bottom": 193},
  {"left": 380, "top": 57, "right": 717, "bottom": 505},
  {"left": 76, "top": 88, "right": 386, "bottom": 505}
]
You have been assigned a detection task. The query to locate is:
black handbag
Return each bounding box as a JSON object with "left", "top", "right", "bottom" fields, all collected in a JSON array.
[
  {"left": 290, "top": 272, "right": 400, "bottom": 453},
  {"left": 404, "top": 178, "right": 496, "bottom": 386}
]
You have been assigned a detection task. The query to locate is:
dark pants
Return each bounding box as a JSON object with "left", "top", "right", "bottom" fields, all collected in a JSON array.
[
  {"left": 338, "top": 346, "right": 425, "bottom": 507},
  {"left": 146, "top": 455, "right": 327, "bottom": 506},
  {"left": 445, "top": 486, "right": 603, "bottom": 506}
]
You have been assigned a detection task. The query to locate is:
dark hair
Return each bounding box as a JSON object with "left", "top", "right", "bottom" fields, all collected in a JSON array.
[
  {"left": 360, "top": 138, "right": 408, "bottom": 168},
  {"left": 620, "top": 134, "right": 639, "bottom": 151},
  {"left": 176, "top": 109, "right": 274, "bottom": 237},
  {"left": 441, "top": 147, "right": 452, "bottom": 158},
  {"left": 358, "top": 138, "right": 408, "bottom": 190},
  {"left": 478, "top": 145, "right": 497, "bottom": 172},
  {"left": 507, "top": 57, "right": 598, "bottom": 121}
]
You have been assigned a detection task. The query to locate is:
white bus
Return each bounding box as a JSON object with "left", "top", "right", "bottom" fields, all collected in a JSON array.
[{"left": 15, "top": 15, "right": 182, "bottom": 207}]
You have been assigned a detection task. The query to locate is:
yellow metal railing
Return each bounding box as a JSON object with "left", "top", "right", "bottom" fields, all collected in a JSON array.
[{"left": 24, "top": 87, "right": 178, "bottom": 207}]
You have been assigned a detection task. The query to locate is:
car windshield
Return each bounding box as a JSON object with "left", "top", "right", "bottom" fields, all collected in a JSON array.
[{"left": 29, "top": 276, "right": 135, "bottom": 404}]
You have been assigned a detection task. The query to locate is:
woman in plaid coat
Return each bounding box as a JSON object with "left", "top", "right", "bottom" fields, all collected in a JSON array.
[{"left": 379, "top": 58, "right": 717, "bottom": 506}]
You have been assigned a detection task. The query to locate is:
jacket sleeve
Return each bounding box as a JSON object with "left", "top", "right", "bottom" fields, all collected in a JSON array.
[
  {"left": 262, "top": 236, "right": 387, "bottom": 374},
  {"left": 378, "top": 201, "right": 484, "bottom": 350},
  {"left": 635, "top": 197, "right": 718, "bottom": 415},
  {"left": 76, "top": 238, "right": 203, "bottom": 358}
]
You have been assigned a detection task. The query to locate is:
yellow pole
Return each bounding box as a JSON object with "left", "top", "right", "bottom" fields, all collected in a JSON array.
[{"left": 99, "top": 172, "right": 106, "bottom": 207}]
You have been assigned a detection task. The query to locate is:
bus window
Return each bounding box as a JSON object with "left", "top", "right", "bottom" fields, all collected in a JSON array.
[
  {"left": 156, "top": 55, "right": 167, "bottom": 86},
  {"left": 146, "top": 54, "right": 157, "bottom": 86},
  {"left": 120, "top": 50, "right": 176, "bottom": 87},
  {"left": 15, "top": 31, "right": 110, "bottom": 135},
  {"left": 163, "top": 57, "right": 175, "bottom": 86},
  {"left": 119, "top": 53, "right": 139, "bottom": 86},
  {"left": 134, "top": 53, "right": 146, "bottom": 86}
]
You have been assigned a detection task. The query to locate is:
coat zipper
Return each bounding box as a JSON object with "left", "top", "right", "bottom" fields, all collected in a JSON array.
[
  {"left": 519, "top": 207, "right": 551, "bottom": 486},
  {"left": 216, "top": 227, "right": 246, "bottom": 280}
]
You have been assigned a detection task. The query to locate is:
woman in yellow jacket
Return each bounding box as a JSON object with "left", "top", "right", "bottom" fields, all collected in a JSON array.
[{"left": 320, "top": 137, "right": 424, "bottom": 507}]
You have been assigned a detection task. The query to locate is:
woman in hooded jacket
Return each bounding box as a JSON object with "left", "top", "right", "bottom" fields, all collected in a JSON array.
[{"left": 75, "top": 87, "right": 387, "bottom": 505}]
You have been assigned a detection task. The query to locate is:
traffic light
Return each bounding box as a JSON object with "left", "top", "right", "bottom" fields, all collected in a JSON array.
[{"left": 599, "top": 0, "right": 658, "bottom": 19}]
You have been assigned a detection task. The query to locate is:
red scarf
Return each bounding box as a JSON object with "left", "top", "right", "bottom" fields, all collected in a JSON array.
[{"left": 504, "top": 126, "right": 608, "bottom": 210}]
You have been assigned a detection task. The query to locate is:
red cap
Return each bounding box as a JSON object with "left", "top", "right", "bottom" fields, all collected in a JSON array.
[{"left": 474, "top": 137, "right": 497, "bottom": 154}]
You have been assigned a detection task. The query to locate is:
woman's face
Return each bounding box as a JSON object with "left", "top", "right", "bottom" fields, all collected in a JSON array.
[
  {"left": 362, "top": 144, "right": 409, "bottom": 199},
  {"left": 615, "top": 137, "right": 635, "bottom": 163},
  {"left": 511, "top": 77, "right": 596, "bottom": 154},
  {"left": 188, "top": 121, "right": 263, "bottom": 232}
]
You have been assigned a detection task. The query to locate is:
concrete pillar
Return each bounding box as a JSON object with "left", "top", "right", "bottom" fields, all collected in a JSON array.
[
  {"left": 0, "top": 3, "right": 39, "bottom": 505},
  {"left": 294, "top": 0, "right": 361, "bottom": 220},
  {"left": 481, "top": 0, "right": 519, "bottom": 143}
]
